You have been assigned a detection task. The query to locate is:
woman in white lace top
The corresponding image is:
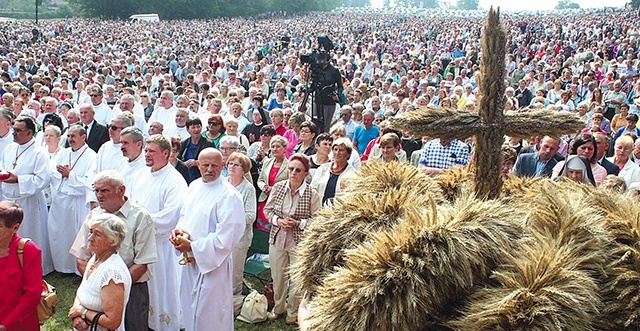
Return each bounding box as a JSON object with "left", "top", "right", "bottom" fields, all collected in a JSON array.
[{"left": 68, "top": 214, "right": 131, "bottom": 331}]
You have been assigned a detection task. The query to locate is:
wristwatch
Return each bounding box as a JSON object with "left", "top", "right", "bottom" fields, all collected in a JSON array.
[{"left": 81, "top": 308, "right": 88, "bottom": 320}]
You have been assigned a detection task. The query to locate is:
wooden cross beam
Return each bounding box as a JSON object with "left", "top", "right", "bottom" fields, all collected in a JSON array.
[{"left": 391, "top": 7, "right": 584, "bottom": 200}]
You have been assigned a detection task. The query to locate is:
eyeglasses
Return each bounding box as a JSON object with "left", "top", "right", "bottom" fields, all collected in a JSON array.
[
  {"left": 108, "top": 125, "right": 123, "bottom": 131},
  {"left": 227, "top": 162, "right": 242, "bottom": 168},
  {"left": 89, "top": 94, "right": 100, "bottom": 97},
  {"left": 219, "top": 147, "right": 237, "bottom": 152},
  {"left": 208, "top": 122, "right": 221, "bottom": 126},
  {"left": 288, "top": 167, "right": 305, "bottom": 173},
  {"left": 141, "top": 95, "right": 148, "bottom": 98},
  {"left": 300, "top": 129, "right": 312, "bottom": 134}
]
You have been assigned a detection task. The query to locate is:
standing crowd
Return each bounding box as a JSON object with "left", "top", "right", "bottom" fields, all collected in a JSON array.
[{"left": 0, "top": 6, "right": 640, "bottom": 330}]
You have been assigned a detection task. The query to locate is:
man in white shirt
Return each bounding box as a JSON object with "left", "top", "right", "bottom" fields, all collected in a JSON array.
[
  {"left": 148, "top": 91, "right": 177, "bottom": 127},
  {"left": 87, "top": 84, "right": 116, "bottom": 126},
  {"left": 0, "top": 116, "right": 53, "bottom": 274},
  {"left": 118, "top": 127, "right": 147, "bottom": 188}
]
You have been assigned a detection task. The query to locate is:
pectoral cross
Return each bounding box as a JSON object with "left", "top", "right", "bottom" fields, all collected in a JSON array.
[{"left": 391, "top": 8, "right": 584, "bottom": 200}]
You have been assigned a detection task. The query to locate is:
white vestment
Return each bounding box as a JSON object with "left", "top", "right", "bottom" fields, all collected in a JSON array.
[
  {"left": 163, "top": 126, "right": 190, "bottom": 141},
  {"left": 48, "top": 145, "right": 96, "bottom": 273},
  {"left": 129, "top": 163, "right": 187, "bottom": 331},
  {"left": 148, "top": 105, "right": 177, "bottom": 127},
  {"left": 95, "top": 140, "right": 127, "bottom": 173},
  {"left": 177, "top": 177, "right": 245, "bottom": 331},
  {"left": 0, "top": 139, "right": 53, "bottom": 274},
  {"left": 93, "top": 101, "right": 117, "bottom": 126},
  {"left": 0, "top": 131, "right": 14, "bottom": 199},
  {"left": 118, "top": 153, "right": 147, "bottom": 190}
]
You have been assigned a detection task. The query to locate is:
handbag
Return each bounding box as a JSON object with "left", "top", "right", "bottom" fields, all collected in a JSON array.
[
  {"left": 236, "top": 290, "right": 268, "bottom": 323},
  {"left": 89, "top": 312, "right": 113, "bottom": 331},
  {"left": 18, "top": 238, "right": 58, "bottom": 322}
]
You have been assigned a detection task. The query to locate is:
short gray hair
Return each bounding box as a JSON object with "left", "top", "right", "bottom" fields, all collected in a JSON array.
[
  {"left": 121, "top": 127, "right": 145, "bottom": 146},
  {"left": 87, "top": 213, "right": 127, "bottom": 250},
  {"left": 219, "top": 135, "right": 239, "bottom": 148},
  {"left": 94, "top": 169, "right": 125, "bottom": 187},
  {"left": 114, "top": 114, "right": 133, "bottom": 128}
]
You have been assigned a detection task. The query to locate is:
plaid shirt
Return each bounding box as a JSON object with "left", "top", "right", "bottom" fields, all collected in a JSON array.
[{"left": 418, "top": 139, "right": 470, "bottom": 169}]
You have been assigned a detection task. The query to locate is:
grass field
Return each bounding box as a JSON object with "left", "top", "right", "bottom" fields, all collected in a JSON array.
[{"left": 42, "top": 271, "right": 297, "bottom": 331}]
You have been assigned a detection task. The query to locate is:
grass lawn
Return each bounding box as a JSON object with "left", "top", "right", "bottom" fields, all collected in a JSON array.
[{"left": 42, "top": 271, "right": 297, "bottom": 331}]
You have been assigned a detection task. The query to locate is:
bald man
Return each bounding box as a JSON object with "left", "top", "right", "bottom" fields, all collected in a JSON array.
[{"left": 170, "top": 148, "right": 245, "bottom": 331}]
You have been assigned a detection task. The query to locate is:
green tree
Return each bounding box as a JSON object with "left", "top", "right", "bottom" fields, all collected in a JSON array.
[
  {"left": 456, "top": 0, "right": 478, "bottom": 10},
  {"left": 555, "top": 0, "right": 580, "bottom": 9},
  {"left": 631, "top": 0, "right": 640, "bottom": 9},
  {"left": 343, "top": 0, "right": 370, "bottom": 6}
]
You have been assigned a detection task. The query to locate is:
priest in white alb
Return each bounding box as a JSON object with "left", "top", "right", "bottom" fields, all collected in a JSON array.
[
  {"left": 129, "top": 134, "right": 187, "bottom": 331},
  {"left": 0, "top": 116, "right": 53, "bottom": 274},
  {"left": 95, "top": 115, "right": 130, "bottom": 173},
  {"left": 47, "top": 124, "right": 96, "bottom": 273},
  {"left": 170, "top": 148, "right": 245, "bottom": 331},
  {"left": 117, "top": 127, "right": 147, "bottom": 189}
]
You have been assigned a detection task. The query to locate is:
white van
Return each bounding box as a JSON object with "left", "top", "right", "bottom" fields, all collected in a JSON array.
[{"left": 129, "top": 14, "right": 159, "bottom": 22}]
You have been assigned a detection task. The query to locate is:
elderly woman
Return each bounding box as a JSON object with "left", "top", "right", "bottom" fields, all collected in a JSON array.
[
  {"left": 371, "top": 133, "right": 402, "bottom": 163},
  {"left": 226, "top": 152, "right": 257, "bottom": 301},
  {"left": 203, "top": 114, "right": 227, "bottom": 148},
  {"left": 607, "top": 135, "right": 640, "bottom": 188},
  {"left": 224, "top": 117, "right": 250, "bottom": 152},
  {"left": 330, "top": 125, "right": 361, "bottom": 170},
  {"left": 35, "top": 113, "right": 65, "bottom": 147},
  {"left": 292, "top": 121, "right": 317, "bottom": 156},
  {"left": 0, "top": 201, "right": 42, "bottom": 331},
  {"left": 256, "top": 135, "right": 289, "bottom": 232},
  {"left": 264, "top": 154, "right": 321, "bottom": 324},
  {"left": 270, "top": 109, "right": 287, "bottom": 136},
  {"left": 68, "top": 214, "right": 131, "bottom": 331},
  {"left": 555, "top": 155, "right": 596, "bottom": 186},
  {"left": 552, "top": 133, "right": 607, "bottom": 185},
  {"left": 284, "top": 112, "right": 306, "bottom": 157},
  {"left": 311, "top": 138, "right": 357, "bottom": 205}
]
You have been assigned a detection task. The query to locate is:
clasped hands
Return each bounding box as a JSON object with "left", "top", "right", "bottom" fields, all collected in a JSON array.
[
  {"left": 68, "top": 304, "right": 89, "bottom": 330},
  {"left": 169, "top": 228, "right": 192, "bottom": 252},
  {"left": 277, "top": 217, "right": 299, "bottom": 230}
]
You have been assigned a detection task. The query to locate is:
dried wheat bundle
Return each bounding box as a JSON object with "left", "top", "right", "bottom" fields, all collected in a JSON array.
[
  {"left": 587, "top": 192, "right": 640, "bottom": 329},
  {"left": 389, "top": 107, "right": 482, "bottom": 141},
  {"left": 291, "top": 162, "right": 444, "bottom": 297},
  {"left": 434, "top": 166, "right": 475, "bottom": 202},
  {"left": 503, "top": 109, "right": 585, "bottom": 140},
  {"left": 302, "top": 194, "right": 521, "bottom": 331},
  {"left": 449, "top": 234, "right": 602, "bottom": 331}
]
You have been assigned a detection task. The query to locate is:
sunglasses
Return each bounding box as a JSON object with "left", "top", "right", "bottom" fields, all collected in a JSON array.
[
  {"left": 89, "top": 94, "right": 100, "bottom": 97},
  {"left": 208, "top": 122, "right": 221, "bottom": 126},
  {"left": 108, "top": 125, "right": 123, "bottom": 131},
  {"left": 288, "top": 167, "right": 305, "bottom": 174}
]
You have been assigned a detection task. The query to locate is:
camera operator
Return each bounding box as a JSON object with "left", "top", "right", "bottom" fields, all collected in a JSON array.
[{"left": 314, "top": 52, "right": 343, "bottom": 133}]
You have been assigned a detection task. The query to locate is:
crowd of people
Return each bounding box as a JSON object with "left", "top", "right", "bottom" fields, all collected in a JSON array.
[{"left": 0, "top": 6, "right": 639, "bottom": 330}]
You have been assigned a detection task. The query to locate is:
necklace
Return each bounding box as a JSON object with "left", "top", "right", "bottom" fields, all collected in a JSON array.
[{"left": 13, "top": 141, "right": 36, "bottom": 169}]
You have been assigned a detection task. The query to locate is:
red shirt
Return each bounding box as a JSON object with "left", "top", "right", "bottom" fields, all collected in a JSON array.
[{"left": 0, "top": 235, "right": 42, "bottom": 331}]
